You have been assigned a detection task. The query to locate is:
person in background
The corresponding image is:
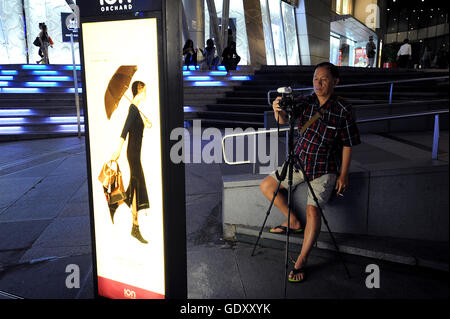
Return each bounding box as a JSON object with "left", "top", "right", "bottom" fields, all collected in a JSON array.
[
  {"left": 365, "top": 36, "right": 376, "bottom": 68},
  {"left": 199, "top": 38, "right": 219, "bottom": 70},
  {"left": 397, "top": 38, "right": 412, "bottom": 68},
  {"left": 37, "top": 22, "right": 53, "bottom": 64},
  {"left": 221, "top": 41, "right": 240, "bottom": 75},
  {"left": 436, "top": 43, "right": 449, "bottom": 69},
  {"left": 421, "top": 45, "right": 432, "bottom": 69},
  {"left": 183, "top": 39, "right": 198, "bottom": 67}
]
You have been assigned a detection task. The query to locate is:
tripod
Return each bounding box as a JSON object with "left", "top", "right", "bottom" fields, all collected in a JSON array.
[{"left": 251, "top": 105, "right": 351, "bottom": 298}]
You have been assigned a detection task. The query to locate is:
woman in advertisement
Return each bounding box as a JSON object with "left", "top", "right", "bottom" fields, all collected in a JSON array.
[{"left": 111, "top": 81, "right": 152, "bottom": 244}]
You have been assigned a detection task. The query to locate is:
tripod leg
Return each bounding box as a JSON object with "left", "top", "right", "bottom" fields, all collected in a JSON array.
[
  {"left": 320, "top": 212, "right": 351, "bottom": 279},
  {"left": 251, "top": 179, "right": 282, "bottom": 257},
  {"left": 283, "top": 162, "right": 295, "bottom": 298}
]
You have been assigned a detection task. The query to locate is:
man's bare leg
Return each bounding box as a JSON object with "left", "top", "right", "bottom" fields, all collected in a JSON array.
[
  {"left": 289, "top": 204, "right": 321, "bottom": 281},
  {"left": 260, "top": 176, "right": 302, "bottom": 232}
]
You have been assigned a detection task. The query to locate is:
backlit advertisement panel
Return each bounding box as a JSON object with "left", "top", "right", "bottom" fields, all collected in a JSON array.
[{"left": 82, "top": 17, "right": 164, "bottom": 299}]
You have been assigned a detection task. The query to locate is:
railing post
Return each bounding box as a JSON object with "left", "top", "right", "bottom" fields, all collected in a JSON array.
[
  {"left": 432, "top": 114, "right": 440, "bottom": 160},
  {"left": 389, "top": 82, "right": 394, "bottom": 104},
  {"left": 253, "top": 134, "right": 257, "bottom": 174},
  {"left": 70, "top": 32, "right": 81, "bottom": 138}
]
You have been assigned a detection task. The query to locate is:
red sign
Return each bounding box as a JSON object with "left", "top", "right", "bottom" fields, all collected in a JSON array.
[{"left": 354, "top": 48, "right": 368, "bottom": 67}]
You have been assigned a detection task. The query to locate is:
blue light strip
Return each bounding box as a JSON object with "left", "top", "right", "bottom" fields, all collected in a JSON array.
[
  {"left": 1, "top": 88, "right": 41, "bottom": 93},
  {"left": 1, "top": 70, "right": 18, "bottom": 75},
  {"left": 57, "top": 124, "right": 85, "bottom": 132},
  {"left": 38, "top": 76, "right": 72, "bottom": 81},
  {"left": 0, "top": 76, "right": 13, "bottom": 80},
  {"left": 48, "top": 116, "right": 84, "bottom": 123},
  {"left": 22, "top": 65, "right": 49, "bottom": 70},
  {"left": 230, "top": 76, "right": 251, "bottom": 81},
  {"left": 32, "top": 70, "right": 60, "bottom": 75},
  {"left": 66, "top": 88, "right": 83, "bottom": 93},
  {"left": 0, "top": 117, "right": 26, "bottom": 124},
  {"left": 209, "top": 71, "right": 228, "bottom": 76},
  {"left": 186, "top": 76, "right": 212, "bottom": 81},
  {"left": 63, "top": 65, "right": 81, "bottom": 70},
  {"left": 0, "top": 81, "right": 9, "bottom": 86},
  {"left": 0, "top": 109, "right": 34, "bottom": 116},
  {"left": 183, "top": 71, "right": 192, "bottom": 76},
  {"left": 193, "top": 81, "right": 224, "bottom": 86},
  {"left": 0, "top": 126, "right": 25, "bottom": 134},
  {"left": 183, "top": 106, "right": 194, "bottom": 112},
  {"left": 25, "top": 82, "right": 60, "bottom": 87},
  {"left": 217, "top": 66, "right": 226, "bottom": 71}
]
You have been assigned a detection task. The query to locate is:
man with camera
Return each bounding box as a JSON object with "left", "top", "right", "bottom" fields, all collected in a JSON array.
[{"left": 260, "top": 62, "right": 361, "bottom": 283}]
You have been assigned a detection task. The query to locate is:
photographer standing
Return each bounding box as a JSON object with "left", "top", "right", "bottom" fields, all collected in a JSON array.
[{"left": 260, "top": 62, "right": 361, "bottom": 283}]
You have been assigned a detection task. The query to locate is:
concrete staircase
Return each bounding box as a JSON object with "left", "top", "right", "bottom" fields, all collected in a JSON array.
[{"left": 0, "top": 64, "right": 83, "bottom": 141}]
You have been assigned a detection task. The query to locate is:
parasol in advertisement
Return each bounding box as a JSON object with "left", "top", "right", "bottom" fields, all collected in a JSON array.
[{"left": 104, "top": 65, "right": 138, "bottom": 120}]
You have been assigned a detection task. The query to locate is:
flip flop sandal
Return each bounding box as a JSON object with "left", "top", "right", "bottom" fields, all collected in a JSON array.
[
  {"left": 288, "top": 267, "right": 306, "bottom": 283},
  {"left": 269, "top": 225, "right": 304, "bottom": 234}
]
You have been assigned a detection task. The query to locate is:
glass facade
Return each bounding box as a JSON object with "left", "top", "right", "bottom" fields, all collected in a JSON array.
[
  {"left": 268, "top": 0, "right": 287, "bottom": 65},
  {"left": 330, "top": 33, "right": 340, "bottom": 65},
  {"left": 204, "top": 0, "right": 299, "bottom": 66},
  {"left": 0, "top": 0, "right": 79, "bottom": 64},
  {"left": 204, "top": 0, "right": 250, "bottom": 65},
  {"left": 0, "top": 0, "right": 27, "bottom": 64},
  {"left": 260, "top": 0, "right": 275, "bottom": 65},
  {"left": 281, "top": 1, "right": 299, "bottom": 65}
]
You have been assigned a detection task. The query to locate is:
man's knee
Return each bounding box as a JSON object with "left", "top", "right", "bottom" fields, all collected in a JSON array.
[{"left": 260, "top": 176, "right": 277, "bottom": 196}]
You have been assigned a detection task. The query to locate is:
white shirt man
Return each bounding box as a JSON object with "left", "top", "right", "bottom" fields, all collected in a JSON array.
[{"left": 397, "top": 39, "right": 412, "bottom": 68}]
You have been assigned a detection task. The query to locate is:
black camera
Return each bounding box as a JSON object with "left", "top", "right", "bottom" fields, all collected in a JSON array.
[
  {"left": 277, "top": 87, "right": 309, "bottom": 115},
  {"left": 279, "top": 94, "right": 296, "bottom": 113}
]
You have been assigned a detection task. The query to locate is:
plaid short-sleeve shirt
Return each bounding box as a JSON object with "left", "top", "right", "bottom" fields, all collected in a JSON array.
[{"left": 293, "top": 93, "right": 361, "bottom": 181}]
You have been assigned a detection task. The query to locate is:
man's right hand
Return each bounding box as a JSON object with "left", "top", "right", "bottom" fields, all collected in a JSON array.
[{"left": 273, "top": 96, "right": 287, "bottom": 124}]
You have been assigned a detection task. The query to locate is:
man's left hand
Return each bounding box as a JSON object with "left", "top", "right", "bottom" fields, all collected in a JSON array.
[{"left": 335, "top": 174, "right": 349, "bottom": 195}]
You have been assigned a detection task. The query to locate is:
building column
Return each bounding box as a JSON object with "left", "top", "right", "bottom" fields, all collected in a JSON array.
[
  {"left": 243, "top": 0, "right": 267, "bottom": 67},
  {"left": 182, "top": 0, "right": 205, "bottom": 48}
]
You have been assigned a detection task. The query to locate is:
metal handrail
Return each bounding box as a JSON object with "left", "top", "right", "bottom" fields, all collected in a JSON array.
[
  {"left": 266, "top": 75, "right": 449, "bottom": 106},
  {"left": 222, "top": 109, "right": 449, "bottom": 166}
]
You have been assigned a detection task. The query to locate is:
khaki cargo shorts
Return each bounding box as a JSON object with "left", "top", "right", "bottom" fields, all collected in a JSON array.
[{"left": 269, "top": 167, "right": 337, "bottom": 207}]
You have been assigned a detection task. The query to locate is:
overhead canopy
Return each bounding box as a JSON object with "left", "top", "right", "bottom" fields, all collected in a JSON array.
[{"left": 331, "top": 14, "right": 378, "bottom": 43}]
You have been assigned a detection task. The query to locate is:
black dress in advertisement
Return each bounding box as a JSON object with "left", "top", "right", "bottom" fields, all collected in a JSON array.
[{"left": 121, "top": 103, "right": 150, "bottom": 211}]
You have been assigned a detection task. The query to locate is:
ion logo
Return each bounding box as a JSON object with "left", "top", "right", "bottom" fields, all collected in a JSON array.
[
  {"left": 123, "top": 288, "right": 137, "bottom": 299},
  {"left": 99, "top": 0, "right": 133, "bottom": 12}
]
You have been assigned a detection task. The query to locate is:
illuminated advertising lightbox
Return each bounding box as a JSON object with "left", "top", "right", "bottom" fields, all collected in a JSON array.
[{"left": 82, "top": 18, "right": 165, "bottom": 299}]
